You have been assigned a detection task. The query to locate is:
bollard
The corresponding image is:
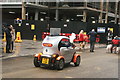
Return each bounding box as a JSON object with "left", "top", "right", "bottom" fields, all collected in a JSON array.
[
  {"left": 33, "top": 35, "right": 37, "bottom": 41},
  {"left": 2, "top": 32, "right": 6, "bottom": 42},
  {"left": 15, "top": 32, "right": 22, "bottom": 43}
]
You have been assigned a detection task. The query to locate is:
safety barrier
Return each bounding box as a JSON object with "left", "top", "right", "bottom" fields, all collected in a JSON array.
[{"left": 42, "top": 32, "right": 100, "bottom": 43}]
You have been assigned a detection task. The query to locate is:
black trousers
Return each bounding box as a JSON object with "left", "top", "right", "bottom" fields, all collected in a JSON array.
[
  {"left": 90, "top": 41, "right": 95, "bottom": 52},
  {"left": 11, "top": 41, "right": 14, "bottom": 51},
  {"left": 6, "top": 38, "right": 12, "bottom": 53},
  {"left": 111, "top": 44, "right": 119, "bottom": 53}
]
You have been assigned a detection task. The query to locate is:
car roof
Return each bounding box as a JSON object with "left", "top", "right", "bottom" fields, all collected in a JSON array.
[{"left": 42, "top": 36, "right": 69, "bottom": 44}]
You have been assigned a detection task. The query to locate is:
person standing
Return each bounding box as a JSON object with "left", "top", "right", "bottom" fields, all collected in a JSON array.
[
  {"left": 88, "top": 29, "right": 97, "bottom": 52},
  {"left": 79, "top": 30, "right": 84, "bottom": 49},
  {"left": 4, "top": 25, "right": 12, "bottom": 53},
  {"left": 69, "top": 33, "right": 76, "bottom": 43},
  {"left": 10, "top": 25, "right": 15, "bottom": 52},
  {"left": 83, "top": 33, "right": 89, "bottom": 49},
  {"left": 107, "top": 28, "right": 113, "bottom": 45},
  {"left": 111, "top": 36, "right": 119, "bottom": 53}
]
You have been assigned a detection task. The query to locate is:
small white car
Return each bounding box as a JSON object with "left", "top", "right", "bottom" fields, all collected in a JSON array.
[{"left": 34, "top": 36, "right": 81, "bottom": 70}]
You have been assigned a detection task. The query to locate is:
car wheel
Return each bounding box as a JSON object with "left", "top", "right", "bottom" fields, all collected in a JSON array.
[
  {"left": 34, "top": 57, "right": 40, "bottom": 67},
  {"left": 56, "top": 59, "right": 64, "bottom": 70},
  {"left": 74, "top": 56, "right": 80, "bottom": 66}
]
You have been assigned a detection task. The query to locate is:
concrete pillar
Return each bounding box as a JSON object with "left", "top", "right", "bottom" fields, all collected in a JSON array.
[
  {"left": 83, "top": 1, "right": 87, "bottom": 22},
  {"left": 115, "top": 0, "right": 118, "bottom": 24},
  {"left": 35, "top": 10, "right": 39, "bottom": 20},
  {"left": 84, "top": 0, "right": 87, "bottom": 7},
  {"left": 105, "top": 0, "right": 109, "bottom": 23},
  {"left": 0, "top": 8, "right": 2, "bottom": 35},
  {"left": 22, "top": 1, "right": 26, "bottom": 20},
  {"left": 55, "top": 9, "right": 59, "bottom": 21},
  {"left": 118, "top": 2, "right": 120, "bottom": 25},
  {"left": 55, "top": 1, "right": 59, "bottom": 21},
  {"left": 83, "top": 10, "right": 87, "bottom": 22},
  {"left": 99, "top": 0, "right": 103, "bottom": 23},
  {"left": 35, "top": 1, "right": 39, "bottom": 20}
]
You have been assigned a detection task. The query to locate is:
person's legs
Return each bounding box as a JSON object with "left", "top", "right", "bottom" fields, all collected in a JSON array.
[
  {"left": 90, "top": 41, "right": 95, "bottom": 52},
  {"left": 79, "top": 41, "right": 83, "bottom": 49},
  {"left": 11, "top": 41, "right": 14, "bottom": 51},
  {"left": 92, "top": 42, "right": 95, "bottom": 51},
  {"left": 6, "top": 39, "right": 11, "bottom": 53},
  {"left": 90, "top": 42, "right": 92, "bottom": 52},
  {"left": 6, "top": 40, "right": 9, "bottom": 53},
  {"left": 111, "top": 45, "right": 114, "bottom": 53}
]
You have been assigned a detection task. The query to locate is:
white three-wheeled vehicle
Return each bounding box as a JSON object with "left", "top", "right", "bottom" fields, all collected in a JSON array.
[{"left": 34, "top": 35, "right": 81, "bottom": 70}]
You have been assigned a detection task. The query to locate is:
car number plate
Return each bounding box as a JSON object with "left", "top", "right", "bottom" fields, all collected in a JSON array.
[{"left": 42, "top": 58, "right": 49, "bottom": 64}]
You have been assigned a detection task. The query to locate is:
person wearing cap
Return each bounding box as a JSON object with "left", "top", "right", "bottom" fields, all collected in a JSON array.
[{"left": 88, "top": 29, "right": 97, "bottom": 52}]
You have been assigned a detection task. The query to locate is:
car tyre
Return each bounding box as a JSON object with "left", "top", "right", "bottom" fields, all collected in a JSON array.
[
  {"left": 74, "top": 56, "right": 80, "bottom": 66},
  {"left": 56, "top": 59, "right": 64, "bottom": 70},
  {"left": 34, "top": 57, "right": 40, "bottom": 67}
]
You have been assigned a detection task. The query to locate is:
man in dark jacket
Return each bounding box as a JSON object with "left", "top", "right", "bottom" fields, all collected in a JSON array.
[
  {"left": 88, "top": 29, "right": 97, "bottom": 52},
  {"left": 3, "top": 25, "right": 12, "bottom": 53}
]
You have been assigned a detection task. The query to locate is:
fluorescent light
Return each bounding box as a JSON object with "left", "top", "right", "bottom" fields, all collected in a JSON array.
[
  {"left": 91, "top": 17, "right": 95, "bottom": 19},
  {"left": 9, "top": 11, "right": 15, "bottom": 14},
  {"left": 40, "top": 18, "right": 44, "bottom": 21},
  {"left": 77, "top": 15, "right": 83, "bottom": 17},
  {"left": 66, "top": 19, "right": 70, "bottom": 22},
  {"left": 92, "top": 21, "right": 96, "bottom": 23},
  {"left": 64, "top": 24, "right": 67, "bottom": 27},
  {"left": 40, "top": 12, "right": 46, "bottom": 14}
]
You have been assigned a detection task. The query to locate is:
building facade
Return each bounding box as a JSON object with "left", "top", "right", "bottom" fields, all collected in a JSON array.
[{"left": 1, "top": 1, "right": 120, "bottom": 24}]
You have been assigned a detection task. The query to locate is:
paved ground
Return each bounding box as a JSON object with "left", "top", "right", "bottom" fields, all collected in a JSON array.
[
  {"left": 1, "top": 40, "right": 119, "bottom": 79},
  {"left": 1, "top": 40, "right": 105, "bottom": 59},
  {"left": 2, "top": 48, "right": 118, "bottom": 78}
]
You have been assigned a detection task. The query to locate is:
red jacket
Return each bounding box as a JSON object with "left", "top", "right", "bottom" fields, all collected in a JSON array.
[
  {"left": 79, "top": 33, "right": 84, "bottom": 41},
  {"left": 112, "top": 39, "right": 119, "bottom": 45}
]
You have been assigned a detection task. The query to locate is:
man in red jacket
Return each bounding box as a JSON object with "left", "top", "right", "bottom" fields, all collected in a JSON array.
[{"left": 111, "top": 36, "right": 120, "bottom": 53}]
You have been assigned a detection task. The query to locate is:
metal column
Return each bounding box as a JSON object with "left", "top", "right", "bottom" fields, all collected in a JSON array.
[
  {"left": 35, "top": 10, "right": 39, "bottom": 20},
  {"left": 99, "top": 0, "right": 103, "bottom": 23},
  {"left": 35, "top": 0, "right": 39, "bottom": 20},
  {"left": 118, "top": 2, "right": 120, "bottom": 25},
  {"left": 22, "top": 1, "right": 26, "bottom": 20},
  {"left": 115, "top": 0, "right": 118, "bottom": 24},
  {"left": 83, "top": 11, "right": 87, "bottom": 22},
  {"left": 55, "top": 0, "right": 59, "bottom": 21},
  {"left": 105, "top": 0, "right": 109, "bottom": 23},
  {"left": 83, "top": 0, "right": 87, "bottom": 22}
]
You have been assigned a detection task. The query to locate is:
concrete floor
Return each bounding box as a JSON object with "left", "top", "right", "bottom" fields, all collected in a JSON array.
[{"left": 2, "top": 48, "right": 118, "bottom": 78}]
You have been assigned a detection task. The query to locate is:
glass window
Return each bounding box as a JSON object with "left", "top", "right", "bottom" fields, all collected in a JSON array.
[{"left": 58, "top": 38, "right": 71, "bottom": 51}]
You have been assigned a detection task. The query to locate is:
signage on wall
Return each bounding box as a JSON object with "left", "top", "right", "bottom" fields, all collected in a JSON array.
[
  {"left": 110, "top": 28, "right": 113, "bottom": 33},
  {"left": 14, "top": 18, "right": 22, "bottom": 24},
  {"left": 31, "top": 24, "right": 35, "bottom": 30},
  {"left": 97, "top": 27, "right": 106, "bottom": 33}
]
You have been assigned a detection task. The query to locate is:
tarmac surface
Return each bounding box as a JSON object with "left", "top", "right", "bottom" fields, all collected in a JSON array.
[
  {"left": 2, "top": 48, "right": 118, "bottom": 78},
  {"left": 1, "top": 40, "right": 106, "bottom": 59},
  {"left": 1, "top": 40, "right": 119, "bottom": 79}
]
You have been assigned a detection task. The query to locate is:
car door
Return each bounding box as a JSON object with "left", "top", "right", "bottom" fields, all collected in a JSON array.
[{"left": 59, "top": 38, "right": 75, "bottom": 63}]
